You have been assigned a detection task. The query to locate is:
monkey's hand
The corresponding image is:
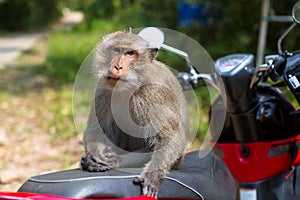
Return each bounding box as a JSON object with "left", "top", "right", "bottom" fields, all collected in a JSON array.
[
  {"left": 133, "top": 171, "right": 160, "bottom": 198},
  {"left": 81, "top": 147, "right": 119, "bottom": 172}
]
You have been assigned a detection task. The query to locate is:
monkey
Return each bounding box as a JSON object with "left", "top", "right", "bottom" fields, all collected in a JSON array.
[{"left": 80, "top": 28, "right": 189, "bottom": 197}]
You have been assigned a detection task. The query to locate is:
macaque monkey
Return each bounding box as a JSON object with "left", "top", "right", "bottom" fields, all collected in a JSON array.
[{"left": 81, "top": 28, "right": 188, "bottom": 197}]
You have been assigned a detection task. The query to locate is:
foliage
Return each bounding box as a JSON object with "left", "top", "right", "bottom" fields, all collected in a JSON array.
[
  {"left": 58, "top": 0, "right": 179, "bottom": 29},
  {"left": 44, "top": 20, "right": 121, "bottom": 85},
  {"left": 59, "top": 0, "right": 115, "bottom": 28},
  {"left": 44, "top": 31, "right": 96, "bottom": 86},
  {"left": 1, "top": 0, "right": 300, "bottom": 56},
  {"left": 266, "top": 0, "right": 300, "bottom": 54},
  {"left": 61, "top": 0, "right": 300, "bottom": 58},
  {"left": 202, "top": 0, "right": 300, "bottom": 58},
  {"left": 113, "top": 0, "right": 178, "bottom": 29},
  {"left": 0, "top": 0, "right": 60, "bottom": 31}
]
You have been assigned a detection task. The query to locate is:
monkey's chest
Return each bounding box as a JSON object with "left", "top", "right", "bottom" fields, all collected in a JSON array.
[
  {"left": 105, "top": 122, "right": 153, "bottom": 152},
  {"left": 95, "top": 89, "right": 160, "bottom": 152},
  {"left": 115, "top": 131, "right": 149, "bottom": 151}
]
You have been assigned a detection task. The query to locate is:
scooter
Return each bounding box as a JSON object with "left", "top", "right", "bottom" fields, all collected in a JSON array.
[{"left": 176, "top": 2, "right": 300, "bottom": 200}]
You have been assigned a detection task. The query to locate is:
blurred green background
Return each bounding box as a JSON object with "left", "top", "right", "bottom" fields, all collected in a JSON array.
[{"left": 0, "top": 0, "right": 299, "bottom": 149}]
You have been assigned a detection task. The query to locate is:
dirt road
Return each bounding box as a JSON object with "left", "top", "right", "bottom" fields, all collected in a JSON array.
[
  {"left": 0, "top": 32, "right": 44, "bottom": 68},
  {"left": 0, "top": 9, "right": 83, "bottom": 69}
]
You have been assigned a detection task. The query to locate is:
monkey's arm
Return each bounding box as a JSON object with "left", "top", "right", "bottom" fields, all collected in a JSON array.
[
  {"left": 81, "top": 103, "right": 119, "bottom": 172},
  {"left": 134, "top": 129, "right": 186, "bottom": 197},
  {"left": 131, "top": 84, "right": 187, "bottom": 197}
]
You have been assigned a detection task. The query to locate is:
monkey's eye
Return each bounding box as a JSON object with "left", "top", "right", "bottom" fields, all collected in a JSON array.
[
  {"left": 112, "top": 47, "right": 121, "bottom": 54},
  {"left": 125, "top": 50, "right": 136, "bottom": 56}
]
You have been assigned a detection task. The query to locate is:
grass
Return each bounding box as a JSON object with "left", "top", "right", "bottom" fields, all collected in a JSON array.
[{"left": 0, "top": 41, "right": 77, "bottom": 143}]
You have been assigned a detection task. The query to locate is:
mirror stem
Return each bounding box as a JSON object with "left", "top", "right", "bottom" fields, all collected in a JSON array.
[{"left": 277, "top": 23, "right": 297, "bottom": 54}]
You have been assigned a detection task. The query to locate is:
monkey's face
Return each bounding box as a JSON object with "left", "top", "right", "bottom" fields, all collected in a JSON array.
[
  {"left": 106, "top": 46, "right": 139, "bottom": 86},
  {"left": 94, "top": 30, "right": 155, "bottom": 91}
]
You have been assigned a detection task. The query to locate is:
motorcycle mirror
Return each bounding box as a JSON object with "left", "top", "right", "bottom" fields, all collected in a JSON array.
[
  {"left": 138, "top": 27, "right": 165, "bottom": 49},
  {"left": 277, "top": 2, "right": 299, "bottom": 54},
  {"left": 292, "top": 1, "right": 300, "bottom": 24}
]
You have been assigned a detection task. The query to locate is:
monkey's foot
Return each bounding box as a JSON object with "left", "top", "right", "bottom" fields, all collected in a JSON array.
[
  {"left": 133, "top": 172, "right": 160, "bottom": 198},
  {"left": 81, "top": 148, "right": 119, "bottom": 172}
]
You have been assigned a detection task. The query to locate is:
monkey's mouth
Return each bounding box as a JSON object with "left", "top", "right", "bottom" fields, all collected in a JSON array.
[
  {"left": 107, "top": 76, "right": 120, "bottom": 81},
  {"left": 106, "top": 75, "right": 125, "bottom": 85}
]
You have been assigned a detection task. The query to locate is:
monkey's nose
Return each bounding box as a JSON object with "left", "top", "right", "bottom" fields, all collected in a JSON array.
[{"left": 114, "top": 65, "right": 123, "bottom": 71}]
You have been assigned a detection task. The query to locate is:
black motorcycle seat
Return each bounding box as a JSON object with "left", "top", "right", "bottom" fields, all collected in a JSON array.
[{"left": 18, "top": 151, "right": 236, "bottom": 200}]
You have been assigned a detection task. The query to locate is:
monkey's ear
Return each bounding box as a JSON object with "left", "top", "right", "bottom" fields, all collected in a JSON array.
[
  {"left": 149, "top": 48, "right": 158, "bottom": 61},
  {"left": 123, "top": 27, "right": 132, "bottom": 33}
]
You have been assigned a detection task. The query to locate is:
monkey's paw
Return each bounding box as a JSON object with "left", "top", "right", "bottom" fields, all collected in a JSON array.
[
  {"left": 133, "top": 172, "right": 160, "bottom": 198},
  {"left": 81, "top": 147, "right": 119, "bottom": 172}
]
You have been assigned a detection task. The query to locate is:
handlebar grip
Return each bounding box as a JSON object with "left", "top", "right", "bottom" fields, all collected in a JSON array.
[{"left": 270, "top": 56, "right": 286, "bottom": 82}]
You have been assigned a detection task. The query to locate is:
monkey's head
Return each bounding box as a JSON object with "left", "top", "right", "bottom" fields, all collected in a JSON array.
[{"left": 93, "top": 28, "right": 158, "bottom": 90}]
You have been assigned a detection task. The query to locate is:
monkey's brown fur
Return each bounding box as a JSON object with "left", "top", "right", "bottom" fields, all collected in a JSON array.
[{"left": 81, "top": 28, "right": 188, "bottom": 197}]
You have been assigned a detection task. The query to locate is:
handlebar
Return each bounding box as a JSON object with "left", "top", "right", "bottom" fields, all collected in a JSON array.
[
  {"left": 179, "top": 53, "right": 288, "bottom": 91},
  {"left": 249, "top": 55, "right": 286, "bottom": 88},
  {"left": 177, "top": 72, "right": 218, "bottom": 90},
  {"left": 268, "top": 55, "right": 286, "bottom": 81}
]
